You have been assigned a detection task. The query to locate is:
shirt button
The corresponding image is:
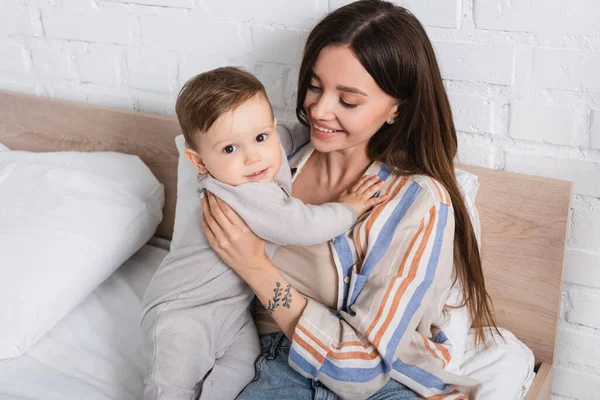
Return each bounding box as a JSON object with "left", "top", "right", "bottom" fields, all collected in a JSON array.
[{"left": 344, "top": 276, "right": 350, "bottom": 284}]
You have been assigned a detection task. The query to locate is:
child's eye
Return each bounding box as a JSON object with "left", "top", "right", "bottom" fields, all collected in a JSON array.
[
  {"left": 308, "top": 84, "right": 322, "bottom": 92},
  {"left": 222, "top": 144, "right": 238, "bottom": 154},
  {"left": 255, "top": 133, "right": 267, "bottom": 142}
]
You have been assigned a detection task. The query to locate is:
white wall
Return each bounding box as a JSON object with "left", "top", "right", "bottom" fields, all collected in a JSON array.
[{"left": 1, "top": 0, "right": 599, "bottom": 398}]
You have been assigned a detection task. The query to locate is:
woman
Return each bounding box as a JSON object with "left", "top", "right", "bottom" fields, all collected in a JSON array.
[{"left": 200, "top": 1, "right": 497, "bottom": 399}]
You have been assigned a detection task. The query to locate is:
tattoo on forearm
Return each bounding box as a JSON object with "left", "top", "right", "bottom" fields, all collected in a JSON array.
[
  {"left": 266, "top": 282, "right": 292, "bottom": 315},
  {"left": 283, "top": 284, "right": 292, "bottom": 309}
]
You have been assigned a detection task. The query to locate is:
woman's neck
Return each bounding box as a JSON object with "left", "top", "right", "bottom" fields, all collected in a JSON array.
[{"left": 312, "top": 144, "right": 372, "bottom": 189}]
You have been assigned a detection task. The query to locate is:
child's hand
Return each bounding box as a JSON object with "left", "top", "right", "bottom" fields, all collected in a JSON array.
[{"left": 339, "top": 175, "right": 388, "bottom": 216}]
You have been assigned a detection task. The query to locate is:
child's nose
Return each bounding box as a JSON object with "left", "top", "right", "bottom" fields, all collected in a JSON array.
[{"left": 244, "top": 151, "right": 262, "bottom": 166}]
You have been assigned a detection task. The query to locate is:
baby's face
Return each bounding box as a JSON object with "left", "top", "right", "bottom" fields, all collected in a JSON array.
[{"left": 189, "top": 94, "right": 282, "bottom": 186}]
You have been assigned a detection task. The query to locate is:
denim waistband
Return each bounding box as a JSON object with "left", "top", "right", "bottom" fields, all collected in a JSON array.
[{"left": 259, "top": 332, "right": 291, "bottom": 359}]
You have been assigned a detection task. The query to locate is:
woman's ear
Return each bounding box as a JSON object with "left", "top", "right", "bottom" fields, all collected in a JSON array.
[
  {"left": 388, "top": 99, "right": 405, "bottom": 121},
  {"left": 184, "top": 147, "right": 209, "bottom": 174}
]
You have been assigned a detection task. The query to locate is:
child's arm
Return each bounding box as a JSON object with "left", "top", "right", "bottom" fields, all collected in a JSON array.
[{"left": 201, "top": 176, "right": 387, "bottom": 247}]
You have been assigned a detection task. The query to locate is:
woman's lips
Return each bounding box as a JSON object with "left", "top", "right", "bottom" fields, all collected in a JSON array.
[
  {"left": 245, "top": 167, "right": 268, "bottom": 181},
  {"left": 311, "top": 125, "right": 342, "bottom": 140}
]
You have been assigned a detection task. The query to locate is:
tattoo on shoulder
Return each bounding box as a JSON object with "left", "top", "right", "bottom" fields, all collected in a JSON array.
[{"left": 266, "top": 282, "right": 292, "bottom": 315}]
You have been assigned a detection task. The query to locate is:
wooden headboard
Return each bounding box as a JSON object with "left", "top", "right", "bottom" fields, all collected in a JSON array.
[
  {"left": 0, "top": 90, "right": 571, "bottom": 369},
  {"left": 458, "top": 164, "right": 571, "bottom": 366}
]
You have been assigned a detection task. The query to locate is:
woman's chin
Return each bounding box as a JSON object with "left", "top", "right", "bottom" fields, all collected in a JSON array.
[
  {"left": 310, "top": 130, "right": 345, "bottom": 151},
  {"left": 310, "top": 135, "right": 337, "bottom": 152}
]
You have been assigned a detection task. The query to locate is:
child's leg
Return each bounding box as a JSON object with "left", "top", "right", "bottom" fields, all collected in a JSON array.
[
  {"left": 142, "top": 304, "right": 218, "bottom": 400},
  {"left": 198, "top": 315, "right": 261, "bottom": 400}
]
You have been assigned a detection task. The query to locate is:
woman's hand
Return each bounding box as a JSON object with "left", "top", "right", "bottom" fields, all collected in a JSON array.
[
  {"left": 201, "top": 192, "right": 306, "bottom": 338},
  {"left": 200, "top": 192, "right": 270, "bottom": 278}
]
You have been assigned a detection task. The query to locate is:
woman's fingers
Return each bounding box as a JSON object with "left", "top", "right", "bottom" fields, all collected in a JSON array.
[
  {"left": 213, "top": 195, "right": 246, "bottom": 227},
  {"left": 201, "top": 195, "right": 226, "bottom": 242},
  {"left": 200, "top": 213, "right": 217, "bottom": 248},
  {"left": 207, "top": 193, "right": 234, "bottom": 227}
]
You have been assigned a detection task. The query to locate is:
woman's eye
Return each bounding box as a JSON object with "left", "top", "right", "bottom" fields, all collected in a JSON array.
[
  {"left": 222, "top": 144, "right": 238, "bottom": 154},
  {"left": 256, "top": 133, "right": 267, "bottom": 142},
  {"left": 308, "top": 84, "right": 322, "bottom": 92},
  {"left": 339, "top": 98, "right": 357, "bottom": 109}
]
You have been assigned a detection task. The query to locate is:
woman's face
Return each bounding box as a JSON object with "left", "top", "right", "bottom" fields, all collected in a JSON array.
[{"left": 303, "top": 45, "right": 399, "bottom": 154}]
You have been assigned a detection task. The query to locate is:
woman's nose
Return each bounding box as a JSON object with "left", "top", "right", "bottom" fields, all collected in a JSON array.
[{"left": 310, "top": 93, "right": 336, "bottom": 121}]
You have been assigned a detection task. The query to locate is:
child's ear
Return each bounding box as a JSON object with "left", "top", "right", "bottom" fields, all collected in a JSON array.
[{"left": 184, "top": 148, "right": 209, "bottom": 174}]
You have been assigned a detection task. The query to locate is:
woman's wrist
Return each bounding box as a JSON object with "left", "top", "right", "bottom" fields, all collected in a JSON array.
[
  {"left": 244, "top": 260, "right": 308, "bottom": 339},
  {"left": 236, "top": 252, "right": 275, "bottom": 283}
]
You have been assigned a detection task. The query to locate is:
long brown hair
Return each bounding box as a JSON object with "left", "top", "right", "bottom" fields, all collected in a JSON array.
[{"left": 296, "top": 0, "right": 498, "bottom": 344}]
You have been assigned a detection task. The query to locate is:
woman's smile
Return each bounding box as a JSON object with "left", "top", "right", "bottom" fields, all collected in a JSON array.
[{"left": 311, "top": 122, "right": 344, "bottom": 140}]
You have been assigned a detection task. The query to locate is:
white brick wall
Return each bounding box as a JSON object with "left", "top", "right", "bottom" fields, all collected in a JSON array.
[
  {"left": 532, "top": 48, "right": 600, "bottom": 93},
  {"left": 592, "top": 110, "right": 600, "bottom": 149},
  {"left": 567, "top": 290, "right": 600, "bottom": 330},
  {"left": 474, "top": 0, "right": 599, "bottom": 36},
  {"left": 0, "top": 0, "right": 599, "bottom": 398},
  {"left": 0, "top": 44, "right": 29, "bottom": 74},
  {"left": 434, "top": 41, "right": 515, "bottom": 85},
  {"left": 509, "top": 102, "right": 588, "bottom": 147}
]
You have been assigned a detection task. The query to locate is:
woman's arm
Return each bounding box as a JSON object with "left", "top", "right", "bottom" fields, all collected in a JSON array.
[
  {"left": 200, "top": 192, "right": 307, "bottom": 339},
  {"left": 236, "top": 257, "right": 308, "bottom": 340}
]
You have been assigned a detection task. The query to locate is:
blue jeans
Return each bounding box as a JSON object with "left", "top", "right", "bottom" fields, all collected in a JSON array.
[{"left": 236, "top": 332, "right": 420, "bottom": 400}]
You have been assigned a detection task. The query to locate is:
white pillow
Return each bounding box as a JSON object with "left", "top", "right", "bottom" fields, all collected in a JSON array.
[
  {"left": 0, "top": 151, "right": 164, "bottom": 359},
  {"left": 0, "top": 142, "right": 9, "bottom": 151},
  {"left": 460, "top": 328, "right": 536, "bottom": 400}
]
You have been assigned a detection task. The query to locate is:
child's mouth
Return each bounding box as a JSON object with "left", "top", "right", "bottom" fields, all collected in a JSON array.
[{"left": 245, "top": 168, "right": 268, "bottom": 181}]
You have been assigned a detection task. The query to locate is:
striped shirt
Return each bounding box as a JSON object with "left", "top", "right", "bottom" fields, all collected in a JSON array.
[{"left": 285, "top": 142, "right": 482, "bottom": 400}]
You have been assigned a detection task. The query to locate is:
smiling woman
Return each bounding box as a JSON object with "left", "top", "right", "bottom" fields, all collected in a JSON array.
[
  {"left": 303, "top": 45, "right": 400, "bottom": 152},
  {"left": 193, "top": 1, "right": 500, "bottom": 400}
]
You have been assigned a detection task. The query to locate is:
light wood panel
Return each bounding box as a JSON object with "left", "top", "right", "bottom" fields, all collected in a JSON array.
[
  {"left": 459, "top": 165, "right": 571, "bottom": 364},
  {"left": 524, "top": 363, "right": 554, "bottom": 400},
  {"left": 0, "top": 90, "right": 571, "bottom": 369},
  {"left": 0, "top": 90, "right": 181, "bottom": 239}
]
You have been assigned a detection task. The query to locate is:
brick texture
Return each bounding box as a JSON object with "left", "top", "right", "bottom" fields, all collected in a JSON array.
[{"left": 0, "top": 1, "right": 599, "bottom": 398}]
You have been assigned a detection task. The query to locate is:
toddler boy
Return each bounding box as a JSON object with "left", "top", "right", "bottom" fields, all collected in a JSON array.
[{"left": 141, "top": 67, "right": 386, "bottom": 400}]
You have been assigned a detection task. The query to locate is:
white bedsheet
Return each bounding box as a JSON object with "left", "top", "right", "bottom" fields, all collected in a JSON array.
[
  {"left": 0, "top": 243, "right": 168, "bottom": 400},
  {"left": 0, "top": 240, "right": 534, "bottom": 400}
]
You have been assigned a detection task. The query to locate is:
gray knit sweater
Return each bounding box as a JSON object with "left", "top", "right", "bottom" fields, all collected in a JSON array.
[{"left": 141, "top": 123, "right": 356, "bottom": 400}]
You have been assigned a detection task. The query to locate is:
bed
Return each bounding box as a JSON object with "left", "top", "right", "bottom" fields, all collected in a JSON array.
[{"left": 0, "top": 90, "right": 571, "bottom": 399}]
